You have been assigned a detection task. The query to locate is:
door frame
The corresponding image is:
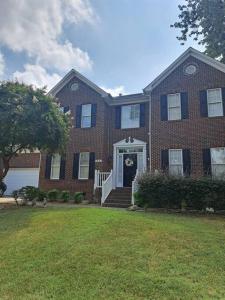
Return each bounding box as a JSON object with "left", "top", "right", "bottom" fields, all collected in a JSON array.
[{"left": 113, "top": 138, "right": 147, "bottom": 188}]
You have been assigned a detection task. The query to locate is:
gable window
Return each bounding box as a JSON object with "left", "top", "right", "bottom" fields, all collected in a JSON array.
[
  {"left": 121, "top": 104, "right": 140, "bottom": 129},
  {"left": 168, "top": 93, "right": 181, "bottom": 120},
  {"left": 79, "top": 152, "right": 90, "bottom": 179},
  {"left": 81, "top": 104, "right": 92, "bottom": 128},
  {"left": 50, "top": 154, "right": 61, "bottom": 180},
  {"left": 169, "top": 149, "right": 183, "bottom": 176},
  {"left": 207, "top": 88, "right": 223, "bottom": 117},
  {"left": 211, "top": 147, "right": 225, "bottom": 178}
]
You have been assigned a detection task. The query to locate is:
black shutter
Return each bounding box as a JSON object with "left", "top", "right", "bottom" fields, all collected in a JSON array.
[
  {"left": 161, "top": 150, "right": 169, "bottom": 172},
  {"left": 222, "top": 88, "right": 225, "bottom": 116},
  {"left": 72, "top": 153, "right": 80, "bottom": 179},
  {"left": 76, "top": 105, "right": 82, "bottom": 128},
  {"left": 59, "top": 156, "right": 66, "bottom": 179},
  {"left": 63, "top": 106, "right": 70, "bottom": 114},
  {"left": 91, "top": 104, "right": 97, "bottom": 127},
  {"left": 115, "top": 106, "right": 121, "bottom": 129},
  {"left": 182, "top": 149, "right": 191, "bottom": 176},
  {"left": 160, "top": 95, "right": 168, "bottom": 121},
  {"left": 200, "top": 90, "right": 208, "bottom": 117},
  {"left": 202, "top": 149, "right": 212, "bottom": 176},
  {"left": 45, "top": 154, "right": 52, "bottom": 179},
  {"left": 181, "top": 92, "right": 189, "bottom": 119},
  {"left": 140, "top": 103, "right": 145, "bottom": 127},
  {"left": 89, "top": 152, "right": 95, "bottom": 179}
]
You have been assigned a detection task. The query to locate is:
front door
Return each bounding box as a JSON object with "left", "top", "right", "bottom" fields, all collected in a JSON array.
[{"left": 123, "top": 154, "right": 137, "bottom": 187}]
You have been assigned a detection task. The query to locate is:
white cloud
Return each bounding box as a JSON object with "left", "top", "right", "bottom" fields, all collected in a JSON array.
[
  {"left": 101, "top": 85, "right": 126, "bottom": 96},
  {"left": 13, "top": 64, "right": 61, "bottom": 90},
  {"left": 0, "top": 52, "right": 4, "bottom": 77},
  {"left": 0, "top": 0, "right": 97, "bottom": 72}
]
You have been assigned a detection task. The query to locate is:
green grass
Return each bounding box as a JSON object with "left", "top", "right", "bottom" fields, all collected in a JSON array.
[{"left": 1, "top": 208, "right": 225, "bottom": 299}]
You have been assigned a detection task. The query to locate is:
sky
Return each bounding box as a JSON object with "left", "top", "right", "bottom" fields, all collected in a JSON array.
[{"left": 0, "top": 0, "right": 202, "bottom": 96}]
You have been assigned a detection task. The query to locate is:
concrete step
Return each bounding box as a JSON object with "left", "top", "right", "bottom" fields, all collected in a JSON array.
[{"left": 103, "top": 202, "right": 131, "bottom": 208}]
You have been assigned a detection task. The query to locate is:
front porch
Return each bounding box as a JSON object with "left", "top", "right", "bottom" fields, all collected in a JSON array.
[{"left": 94, "top": 137, "right": 147, "bottom": 206}]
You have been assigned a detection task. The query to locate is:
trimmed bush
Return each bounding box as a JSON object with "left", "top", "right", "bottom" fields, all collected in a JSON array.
[
  {"left": 136, "top": 173, "right": 225, "bottom": 211},
  {"left": 18, "top": 186, "right": 39, "bottom": 202},
  {"left": 60, "top": 190, "right": 70, "bottom": 202},
  {"left": 37, "top": 190, "right": 47, "bottom": 202},
  {"left": 47, "top": 189, "right": 59, "bottom": 202},
  {"left": 73, "top": 192, "right": 85, "bottom": 204}
]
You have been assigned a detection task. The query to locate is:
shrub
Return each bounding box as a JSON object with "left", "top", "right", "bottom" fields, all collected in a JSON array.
[
  {"left": 73, "top": 192, "right": 85, "bottom": 204},
  {"left": 136, "top": 173, "right": 225, "bottom": 211},
  {"left": 37, "top": 190, "right": 47, "bottom": 202},
  {"left": 47, "top": 189, "right": 59, "bottom": 202},
  {"left": 18, "top": 186, "right": 39, "bottom": 202},
  {"left": 60, "top": 190, "right": 70, "bottom": 202}
]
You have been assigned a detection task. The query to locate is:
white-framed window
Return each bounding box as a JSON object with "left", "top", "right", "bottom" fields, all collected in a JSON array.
[
  {"left": 211, "top": 147, "right": 225, "bottom": 178},
  {"left": 79, "top": 152, "right": 90, "bottom": 179},
  {"left": 81, "top": 104, "right": 92, "bottom": 128},
  {"left": 207, "top": 88, "right": 223, "bottom": 117},
  {"left": 168, "top": 93, "right": 181, "bottom": 120},
  {"left": 121, "top": 104, "right": 140, "bottom": 129},
  {"left": 50, "top": 153, "right": 61, "bottom": 180},
  {"left": 169, "top": 149, "right": 183, "bottom": 176}
]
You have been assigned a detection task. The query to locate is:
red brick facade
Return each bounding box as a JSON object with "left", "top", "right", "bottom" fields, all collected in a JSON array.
[{"left": 10, "top": 153, "right": 40, "bottom": 168}]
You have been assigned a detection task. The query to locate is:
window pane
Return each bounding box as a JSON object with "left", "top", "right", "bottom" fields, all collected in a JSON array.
[
  {"left": 51, "top": 154, "right": 61, "bottom": 179},
  {"left": 168, "top": 94, "right": 180, "bottom": 107},
  {"left": 79, "top": 166, "right": 89, "bottom": 179},
  {"left": 169, "top": 150, "right": 183, "bottom": 165},
  {"left": 207, "top": 89, "right": 222, "bottom": 104},
  {"left": 80, "top": 152, "right": 90, "bottom": 164},
  {"left": 121, "top": 104, "right": 140, "bottom": 128},
  {"left": 82, "top": 104, "right": 91, "bottom": 116},
  {"left": 169, "top": 165, "right": 183, "bottom": 176},
  {"left": 168, "top": 107, "right": 181, "bottom": 120},
  {"left": 81, "top": 116, "right": 91, "bottom": 128},
  {"left": 211, "top": 148, "right": 225, "bottom": 164},
  {"left": 208, "top": 102, "right": 223, "bottom": 117},
  {"left": 212, "top": 165, "right": 225, "bottom": 179}
]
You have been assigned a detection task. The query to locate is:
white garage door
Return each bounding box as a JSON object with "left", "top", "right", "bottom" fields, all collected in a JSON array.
[{"left": 4, "top": 168, "right": 40, "bottom": 195}]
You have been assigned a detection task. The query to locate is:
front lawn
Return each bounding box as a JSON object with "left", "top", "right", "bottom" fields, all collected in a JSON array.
[{"left": 0, "top": 208, "right": 225, "bottom": 299}]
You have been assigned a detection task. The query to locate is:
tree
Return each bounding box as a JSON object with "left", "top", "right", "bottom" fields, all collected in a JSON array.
[
  {"left": 0, "top": 81, "right": 71, "bottom": 188},
  {"left": 171, "top": 0, "right": 225, "bottom": 62}
]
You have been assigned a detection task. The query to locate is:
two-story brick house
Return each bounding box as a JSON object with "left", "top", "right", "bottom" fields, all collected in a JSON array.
[{"left": 38, "top": 47, "right": 225, "bottom": 206}]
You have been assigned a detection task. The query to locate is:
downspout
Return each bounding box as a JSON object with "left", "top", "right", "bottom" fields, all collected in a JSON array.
[{"left": 149, "top": 92, "right": 152, "bottom": 172}]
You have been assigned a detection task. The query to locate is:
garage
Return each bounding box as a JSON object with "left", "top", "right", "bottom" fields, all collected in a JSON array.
[{"left": 4, "top": 168, "right": 40, "bottom": 195}]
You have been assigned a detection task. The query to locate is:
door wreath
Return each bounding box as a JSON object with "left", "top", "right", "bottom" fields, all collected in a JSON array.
[{"left": 125, "top": 158, "right": 134, "bottom": 167}]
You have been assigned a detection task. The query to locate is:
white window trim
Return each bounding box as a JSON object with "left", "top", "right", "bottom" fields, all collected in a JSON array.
[
  {"left": 50, "top": 154, "right": 61, "bottom": 180},
  {"left": 81, "top": 104, "right": 92, "bottom": 128},
  {"left": 78, "top": 152, "right": 90, "bottom": 180},
  {"left": 169, "top": 149, "right": 183, "bottom": 176},
  {"left": 121, "top": 104, "right": 140, "bottom": 129},
  {"left": 210, "top": 147, "right": 225, "bottom": 178},
  {"left": 207, "top": 88, "right": 223, "bottom": 117},
  {"left": 167, "top": 93, "right": 181, "bottom": 121}
]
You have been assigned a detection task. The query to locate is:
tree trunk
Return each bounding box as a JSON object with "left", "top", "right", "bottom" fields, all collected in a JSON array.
[{"left": 0, "top": 156, "right": 10, "bottom": 182}]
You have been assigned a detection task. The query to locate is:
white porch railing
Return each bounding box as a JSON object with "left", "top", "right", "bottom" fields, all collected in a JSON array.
[
  {"left": 94, "top": 170, "right": 111, "bottom": 190},
  {"left": 101, "top": 170, "right": 113, "bottom": 205}
]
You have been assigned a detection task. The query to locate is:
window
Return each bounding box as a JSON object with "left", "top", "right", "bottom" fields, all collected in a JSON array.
[
  {"left": 81, "top": 104, "right": 92, "bottom": 128},
  {"left": 79, "top": 152, "right": 90, "bottom": 179},
  {"left": 211, "top": 148, "right": 225, "bottom": 178},
  {"left": 121, "top": 104, "right": 140, "bottom": 129},
  {"left": 168, "top": 93, "right": 181, "bottom": 120},
  {"left": 169, "top": 149, "right": 183, "bottom": 176},
  {"left": 50, "top": 154, "right": 61, "bottom": 179},
  {"left": 207, "top": 88, "right": 223, "bottom": 117}
]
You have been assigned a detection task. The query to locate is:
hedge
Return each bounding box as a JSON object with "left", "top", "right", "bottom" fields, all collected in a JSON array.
[{"left": 135, "top": 173, "right": 225, "bottom": 211}]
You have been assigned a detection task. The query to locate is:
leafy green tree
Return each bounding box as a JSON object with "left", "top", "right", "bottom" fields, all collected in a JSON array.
[
  {"left": 0, "top": 81, "right": 71, "bottom": 185},
  {"left": 171, "top": 0, "right": 225, "bottom": 62}
]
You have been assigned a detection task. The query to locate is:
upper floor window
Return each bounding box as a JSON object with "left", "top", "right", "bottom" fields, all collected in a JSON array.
[
  {"left": 79, "top": 152, "right": 90, "bottom": 179},
  {"left": 207, "top": 88, "right": 223, "bottom": 117},
  {"left": 50, "top": 153, "right": 61, "bottom": 180},
  {"left": 81, "top": 104, "right": 92, "bottom": 128},
  {"left": 211, "top": 147, "right": 225, "bottom": 178},
  {"left": 169, "top": 149, "right": 183, "bottom": 176},
  {"left": 121, "top": 104, "right": 140, "bottom": 129},
  {"left": 167, "top": 93, "right": 181, "bottom": 121}
]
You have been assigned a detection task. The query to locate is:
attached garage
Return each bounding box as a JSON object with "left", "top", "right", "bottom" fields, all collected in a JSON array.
[{"left": 4, "top": 168, "right": 40, "bottom": 195}]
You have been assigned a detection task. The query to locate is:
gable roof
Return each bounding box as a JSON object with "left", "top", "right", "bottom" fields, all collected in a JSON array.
[
  {"left": 144, "top": 47, "right": 225, "bottom": 92},
  {"left": 49, "top": 69, "right": 110, "bottom": 97}
]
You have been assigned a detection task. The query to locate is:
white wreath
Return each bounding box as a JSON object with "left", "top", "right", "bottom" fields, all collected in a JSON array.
[{"left": 125, "top": 158, "right": 134, "bottom": 167}]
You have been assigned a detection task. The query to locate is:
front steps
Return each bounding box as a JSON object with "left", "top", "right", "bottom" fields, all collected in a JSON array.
[{"left": 103, "top": 187, "right": 132, "bottom": 208}]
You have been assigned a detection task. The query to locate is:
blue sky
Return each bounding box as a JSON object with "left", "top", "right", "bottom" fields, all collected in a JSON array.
[{"left": 0, "top": 0, "right": 202, "bottom": 95}]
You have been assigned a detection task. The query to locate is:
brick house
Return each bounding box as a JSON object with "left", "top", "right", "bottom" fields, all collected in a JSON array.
[{"left": 37, "top": 47, "right": 225, "bottom": 206}]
